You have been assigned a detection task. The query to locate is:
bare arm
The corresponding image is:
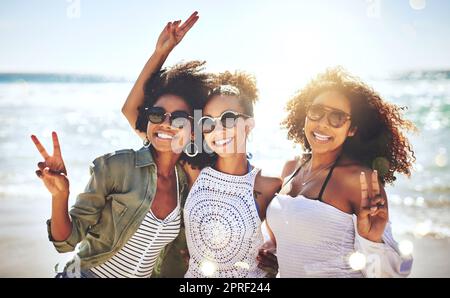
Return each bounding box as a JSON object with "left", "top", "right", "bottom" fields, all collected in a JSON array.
[
  {"left": 50, "top": 193, "right": 71, "bottom": 241},
  {"left": 264, "top": 219, "right": 277, "bottom": 246},
  {"left": 122, "top": 51, "right": 170, "bottom": 139},
  {"left": 121, "top": 12, "right": 199, "bottom": 139}
]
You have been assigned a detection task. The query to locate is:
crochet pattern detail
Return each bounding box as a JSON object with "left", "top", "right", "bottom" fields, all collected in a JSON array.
[{"left": 184, "top": 166, "right": 266, "bottom": 278}]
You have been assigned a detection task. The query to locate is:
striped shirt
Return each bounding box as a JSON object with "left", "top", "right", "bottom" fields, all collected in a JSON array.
[{"left": 89, "top": 169, "right": 181, "bottom": 278}]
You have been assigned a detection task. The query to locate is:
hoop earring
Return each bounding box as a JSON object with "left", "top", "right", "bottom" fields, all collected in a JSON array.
[
  {"left": 184, "top": 142, "right": 199, "bottom": 157},
  {"left": 143, "top": 137, "right": 151, "bottom": 148}
]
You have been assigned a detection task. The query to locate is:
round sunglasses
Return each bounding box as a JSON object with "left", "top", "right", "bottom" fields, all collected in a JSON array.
[
  {"left": 145, "top": 106, "right": 193, "bottom": 129},
  {"left": 198, "top": 110, "right": 252, "bottom": 134},
  {"left": 306, "top": 104, "right": 351, "bottom": 128}
]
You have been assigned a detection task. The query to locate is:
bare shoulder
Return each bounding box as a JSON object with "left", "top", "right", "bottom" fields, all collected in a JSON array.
[
  {"left": 334, "top": 161, "right": 371, "bottom": 189},
  {"left": 281, "top": 155, "right": 303, "bottom": 179},
  {"left": 254, "top": 171, "right": 283, "bottom": 200},
  {"left": 255, "top": 172, "right": 283, "bottom": 191},
  {"left": 333, "top": 160, "right": 382, "bottom": 206}
]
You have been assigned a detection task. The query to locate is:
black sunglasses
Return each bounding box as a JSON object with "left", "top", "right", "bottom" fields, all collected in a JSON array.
[
  {"left": 198, "top": 110, "right": 252, "bottom": 134},
  {"left": 145, "top": 106, "right": 193, "bottom": 129},
  {"left": 306, "top": 104, "right": 351, "bottom": 128}
]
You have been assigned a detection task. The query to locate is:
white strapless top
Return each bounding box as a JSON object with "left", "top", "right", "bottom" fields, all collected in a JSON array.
[{"left": 266, "top": 194, "right": 413, "bottom": 278}]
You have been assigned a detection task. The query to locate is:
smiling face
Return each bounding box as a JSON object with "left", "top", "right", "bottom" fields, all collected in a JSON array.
[
  {"left": 304, "top": 90, "right": 357, "bottom": 155},
  {"left": 147, "top": 94, "right": 193, "bottom": 154},
  {"left": 201, "top": 95, "right": 254, "bottom": 157}
]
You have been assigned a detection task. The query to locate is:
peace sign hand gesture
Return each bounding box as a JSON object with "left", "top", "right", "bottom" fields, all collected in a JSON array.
[
  {"left": 356, "top": 170, "right": 389, "bottom": 243},
  {"left": 155, "top": 11, "right": 199, "bottom": 55},
  {"left": 31, "top": 132, "right": 69, "bottom": 197}
]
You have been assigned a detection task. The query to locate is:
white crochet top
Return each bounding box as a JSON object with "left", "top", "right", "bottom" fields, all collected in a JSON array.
[{"left": 183, "top": 166, "right": 267, "bottom": 278}]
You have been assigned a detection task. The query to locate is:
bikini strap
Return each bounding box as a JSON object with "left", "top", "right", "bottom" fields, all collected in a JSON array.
[
  {"left": 317, "top": 155, "right": 342, "bottom": 202},
  {"left": 281, "top": 157, "right": 307, "bottom": 189}
]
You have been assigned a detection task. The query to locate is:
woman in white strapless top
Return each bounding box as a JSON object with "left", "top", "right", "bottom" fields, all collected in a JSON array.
[
  {"left": 264, "top": 68, "right": 415, "bottom": 278},
  {"left": 266, "top": 155, "right": 412, "bottom": 277}
]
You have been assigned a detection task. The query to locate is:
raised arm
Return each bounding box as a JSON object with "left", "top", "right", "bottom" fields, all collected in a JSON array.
[
  {"left": 31, "top": 132, "right": 71, "bottom": 242},
  {"left": 121, "top": 11, "right": 199, "bottom": 139},
  {"left": 354, "top": 171, "right": 413, "bottom": 277},
  {"left": 32, "top": 132, "right": 112, "bottom": 253}
]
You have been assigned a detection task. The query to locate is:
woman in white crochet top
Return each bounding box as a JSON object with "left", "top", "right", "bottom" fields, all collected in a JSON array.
[{"left": 183, "top": 76, "right": 283, "bottom": 278}]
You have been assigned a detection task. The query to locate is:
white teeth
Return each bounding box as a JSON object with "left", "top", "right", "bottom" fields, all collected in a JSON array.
[
  {"left": 157, "top": 132, "right": 173, "bottom": 139},
  {"left": 313, "top": 132, "right": 331, "bottom": 141},
  {"left": 214, "top": 137, "right": 233, "bottom": 146}
]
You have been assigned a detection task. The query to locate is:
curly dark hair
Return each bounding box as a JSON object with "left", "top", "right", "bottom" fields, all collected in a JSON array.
[
  {"left": 207, "top": 70, "right": 259, "bottom": 115},
  {"left": 283, "top": 66, "right": 416, "bottom": 184},
  {"left": 135, "top": 60, "right": 213, "bottom": 169},
  {"left": 197, "top": 70, "right": 259, "bottom": 166}
]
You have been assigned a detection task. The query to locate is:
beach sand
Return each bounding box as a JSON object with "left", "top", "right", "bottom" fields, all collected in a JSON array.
[{"left": 0, "top": 199, "right": 448, "bottom": 278}]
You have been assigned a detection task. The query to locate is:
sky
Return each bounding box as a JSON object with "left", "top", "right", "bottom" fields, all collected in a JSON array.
[{"left": 1, "top": 0, "right": 449, "bottom": 90}]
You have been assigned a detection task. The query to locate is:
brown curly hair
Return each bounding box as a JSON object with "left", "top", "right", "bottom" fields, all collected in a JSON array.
[
  {"left": 208, "top": 70, "right": 259, "bottom": 116},
  {"left": 283, "top": 66, "right": 416, "bottom": 184},
  {"left": 197, "top": 70, "right": 259, "bottom": 166}
]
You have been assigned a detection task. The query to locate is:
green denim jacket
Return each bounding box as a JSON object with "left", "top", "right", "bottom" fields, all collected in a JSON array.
[{"left": 46, "top": 146, "right": 189, "bottom": 277}]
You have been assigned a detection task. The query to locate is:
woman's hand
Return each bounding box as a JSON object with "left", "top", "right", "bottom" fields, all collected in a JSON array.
[
  {"left": 31, "top": 132, "right": 69, "bottom": 197},
  {"left": 257, "top": 248, "right": 279, "bottom": 278},
  {"left": 356, "top": 170, "right": 389, "bottom": 243},
  {"left": 257, "top": 240, "right": 279, "bottom": 277},
  {"left": 154, "top": 11, "right": 199, "bottom": 56}
]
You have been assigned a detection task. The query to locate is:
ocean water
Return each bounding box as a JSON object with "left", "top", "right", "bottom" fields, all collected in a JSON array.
[{"left": 0, "top": 72, "right": 449, "bottom": 241}]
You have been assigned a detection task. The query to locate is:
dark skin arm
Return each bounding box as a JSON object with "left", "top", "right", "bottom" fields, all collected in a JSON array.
[
  {"left": 253, "top": 172, "right": 282, "bottom": 277},
  {"left": 255, "top": 159, "right": 301, "bottom": 276},
  {"left": 253, "top": 173, "right": 283, "bottom": 221},
  {"left": 122, "top": 12, "right": 199, "bottom": 139}
]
